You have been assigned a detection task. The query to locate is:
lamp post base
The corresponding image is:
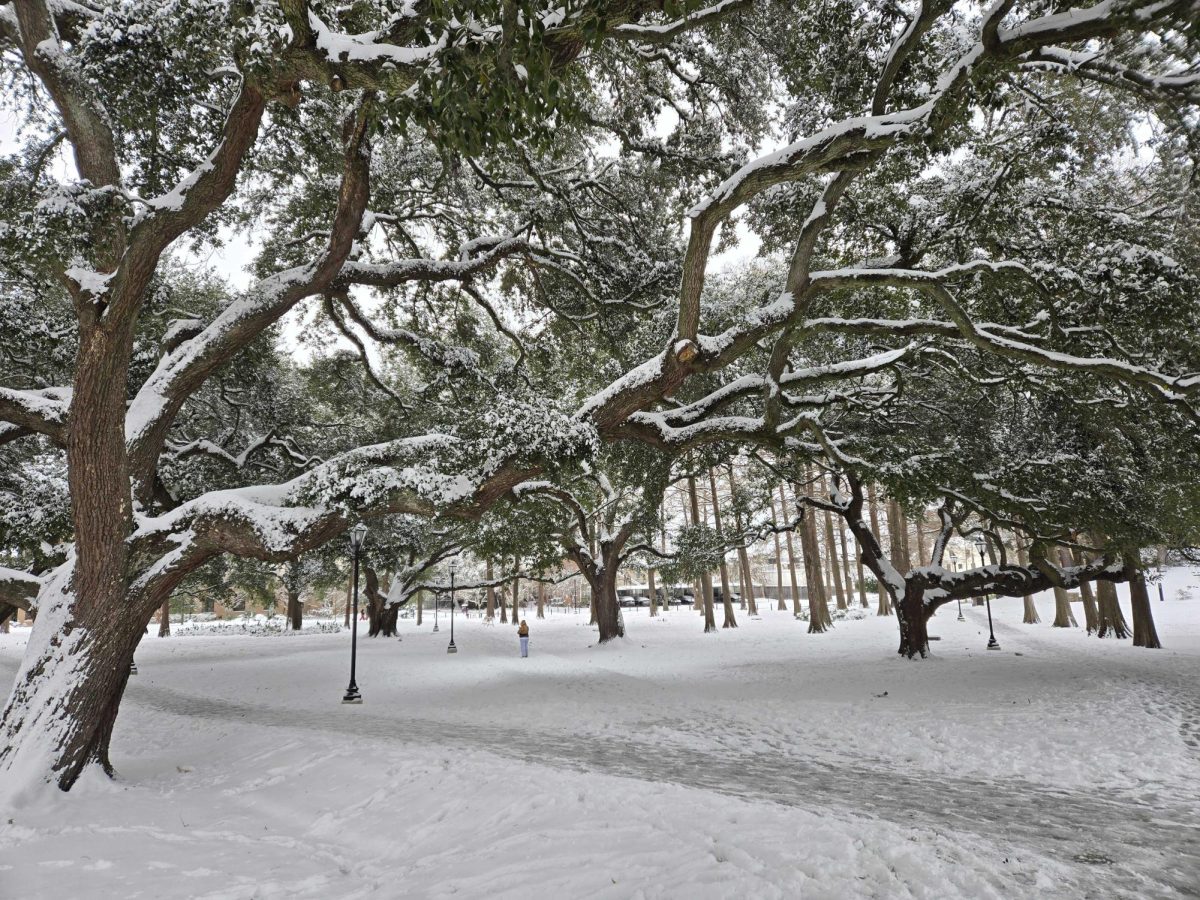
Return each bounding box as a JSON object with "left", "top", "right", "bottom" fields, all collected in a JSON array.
[
  {"left": 342, "top": 685, "right": 362, "bottom": 703},
  {"left": 447, "top": 641, "right": 457, "bottom": 654},
  {"left": 432, "top": 624, "right": 439, "bottom": 633},
  {"left": 130, "top": 661, "right": 138, "bottom": 675},
  {"left": 986, "top": 638, "right": 1001, "bottom": 650}
]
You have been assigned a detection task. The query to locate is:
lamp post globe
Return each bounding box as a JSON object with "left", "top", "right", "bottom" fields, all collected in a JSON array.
[
  {"left": 447, "top": 559, "right": 459, "bottom": 654},
  {"left": 343, "top": 522, "right": 368, "bottom": 704}
]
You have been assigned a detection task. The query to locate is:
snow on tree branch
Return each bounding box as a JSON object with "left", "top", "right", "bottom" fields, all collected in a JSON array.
[{"left": 0, "top": 386, "right": 71, "bottom": 443}]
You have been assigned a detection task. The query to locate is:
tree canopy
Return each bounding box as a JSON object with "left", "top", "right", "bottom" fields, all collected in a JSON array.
[{"left": 1, "top": 0, "right": 1198, "bottom": 793}]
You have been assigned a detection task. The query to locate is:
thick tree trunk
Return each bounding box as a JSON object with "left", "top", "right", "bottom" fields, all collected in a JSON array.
[
  {"left": 416, "top": 588, "right": 423, "bottom": 626},
  {"left": 1022, "top": 595, "right": 1041, "bottom": 625},
  {"left": 1051, "top": 552, "right": 1077, "bottom": 629},
  {"left": 912, "top": 510, "right": 926, "bottom": 567},
  {"left": 1095, "top": 579, "right": 1130, "bottom": 639},
  {"left": 867, "top": 483, "right": 890, "bottom": 615},
  {"left": 0, "top": 565, "right": 152, "bottom": 797},
  {"left": 157, "top": 598, "right": 170, "bottom": 637},
  {"left": 801, "top": 506, "right": 830, "bottom": 633},
  {"left": 1051, "top": 585, "right": 1077, "bottom": 627},
  {"left": 380, "top": 603, "right": 399, "bottom": 637},
  {"left": 365, "top": 569, "right": 387, "bottom": 637},
  {"left": 1126, "top": 558, "right": 1162, "bottom": 649},
  {"left": 648, "top": 566, "right": 658, "bottom": 617},
  {"left": 537, "top": 581, "right": 546, "bottom": 619},
  {"left": 587, "top": 565, "right": 624, "bottom": 643},
  {"left": 896, "top": 582, "right": 930, "bottom": 658},
  {"left": 1077, "top": 579, "right": 1098, "bottom": 633},
  {"left": 511, "top": 577, "right": 519, "bottom": 626},
  {"left": 0, "top": 314, "right": 146, "bottom": 795},
  {"left": 287, "top": 590, "right": 303, "bottom": 631}
]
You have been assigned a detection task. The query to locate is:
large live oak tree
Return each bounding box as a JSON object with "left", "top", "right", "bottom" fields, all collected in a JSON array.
[{"left": 0, "top": 0, "right": 1197, "bottom": 797}]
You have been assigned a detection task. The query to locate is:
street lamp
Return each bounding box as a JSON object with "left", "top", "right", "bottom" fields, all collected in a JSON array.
[
  {"left": 343, "top": 522, "right": 368, "bottom": 704},
  {"left": 447, "top": 559, "right": 459, "bottom": 654},
  {"left": 974, "top": 533, "right": 1000, "bottom": 651},
  {"left": 950, "top": 552, "right": 964, "bottom": 621}
]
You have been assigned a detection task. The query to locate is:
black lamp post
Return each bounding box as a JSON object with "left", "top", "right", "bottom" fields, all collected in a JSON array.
[
  {"left": 432, "top": 582, "right": 439, "bottom": 633},
  {"left": 343, "top": 522, "right": 368, "bottom": 704},
  {"left": 951, "top": 552, "right": 964, "bottom": 621},
  {"left": 447, "top": 559, "right": 459, "bottom": 654},
  {"left": 974, "top": 533, "right": 1000, "bottom": 650}
]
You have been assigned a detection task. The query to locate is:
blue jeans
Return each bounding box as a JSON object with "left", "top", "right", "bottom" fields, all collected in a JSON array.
[{"left": 520, "top": 636, "right": 529, "bottom": 657}]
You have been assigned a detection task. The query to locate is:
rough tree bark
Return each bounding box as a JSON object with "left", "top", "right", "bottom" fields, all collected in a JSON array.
[
  {"left": 1126, "top": 556, "right": 1162, "bottom": 649},
  {"left": 798, "top": 482, "right": 831, "bottom": 634},
  {"left": 1095, "top": 578, "right": 1130, "bottom": 639}
]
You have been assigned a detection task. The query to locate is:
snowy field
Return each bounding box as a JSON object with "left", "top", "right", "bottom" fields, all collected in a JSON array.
[{"left": 2, "top": 570, "right": 1199, "bottom": 899}]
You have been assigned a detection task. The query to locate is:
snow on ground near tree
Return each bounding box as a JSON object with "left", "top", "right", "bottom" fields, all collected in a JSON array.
[{"left": 2, "top": 570, "right": 1199, "bottom": 899}]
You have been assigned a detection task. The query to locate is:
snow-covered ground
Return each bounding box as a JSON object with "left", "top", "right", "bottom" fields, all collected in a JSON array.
[{"left": 2, "top": 569, "right": 1199, "bottom": 899}]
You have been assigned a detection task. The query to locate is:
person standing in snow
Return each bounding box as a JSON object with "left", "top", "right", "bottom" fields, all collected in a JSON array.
[{"left": 518, "top": 619, "right": 529, "bottom": 657}]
